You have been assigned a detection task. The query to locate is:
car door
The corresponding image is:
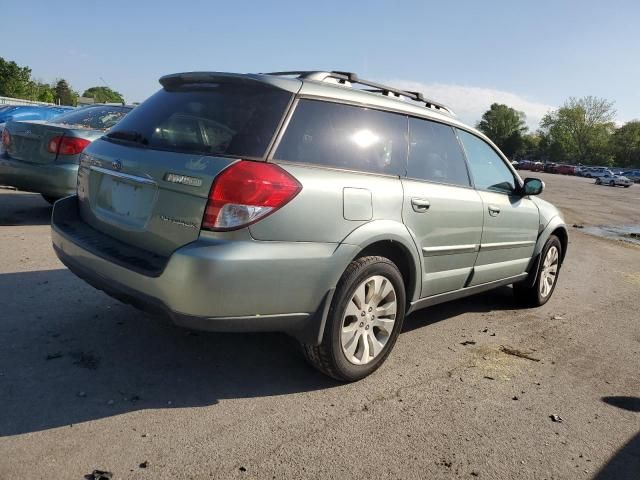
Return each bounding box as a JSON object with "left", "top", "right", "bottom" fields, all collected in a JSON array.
[
  {"left": 401, "top": 118, "right": 484, "bottom": 297},
  {"left": 456, "top": 129, "right": 540, "bottom": 286}
]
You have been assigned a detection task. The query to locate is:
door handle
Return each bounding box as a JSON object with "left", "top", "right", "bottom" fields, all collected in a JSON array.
[
  {"left": 411, "top": 198, "right": 430, "bottom": 212},
  {"left": 488, "top": 205, "right": 501, "bottom": 216}
]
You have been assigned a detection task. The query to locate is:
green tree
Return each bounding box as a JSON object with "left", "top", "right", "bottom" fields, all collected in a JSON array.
[
  {"left": 611, "top": 121, "right": 640, "bottom": 168},
  {"left": 0, "top": 56, "right": 32, "bottom": 98},
  {"left": 54, "top": 79, "right": 76, "bottom": 106},
  {"left": 82, "top": 86, "right": 124, "bottom": 104},
  {"left": 520, "top": 133, "right": 542, "bottom": 159},
  {"left": 477, "top": 103, "right": 528, "bottom": 158},
  {"left": 540, "top": 96, "right": 615, "bottom": 165},
  {"left": 24, "top": 80, "right": 55, "bottom": 103}
]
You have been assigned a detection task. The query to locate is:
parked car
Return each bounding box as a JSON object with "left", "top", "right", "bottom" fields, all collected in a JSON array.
[
  {"left": 0, "top": 105, "right": 132, "bottom": 203},
  {"left": 516, "top": 160, "right": 543, "bottom": 172},
  {"left": 595, "top": 174, "right": 633, "bottom": 187},
  {"left": 514, "top": 160, "right": 528, "bottom": 170},
  {"left": 555, "top": 164, "right": 577, "bottom": 175},
  {"left": 583, "top": 167, "right": 613, "bottom": 178},
  {"left": 50, "top": 70, "right": 568, "bottom": 381},
  {"left": 0, "top": 105, "right": 73, "bottom": 143},
  {"left": 543, "top": 162, "right": 558, "bottom": 173},
  {"left": 0, "top": 105, "right": 72, "bottom": 127},
  {"left": 622, "top": 170, "right": 640, "bottom": 183}
]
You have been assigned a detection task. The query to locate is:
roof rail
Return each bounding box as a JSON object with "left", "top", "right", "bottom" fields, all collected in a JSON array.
[{"left": 262, "top": 70, "right": 455, "bottom": 116}]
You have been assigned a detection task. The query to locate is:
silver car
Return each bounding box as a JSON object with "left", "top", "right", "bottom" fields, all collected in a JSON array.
[
  {"left": 51, "top": 71, "right": 568, "bottom": 381},
  {"left": 595, "top": 174, "right": 633, "bottom": 187}
]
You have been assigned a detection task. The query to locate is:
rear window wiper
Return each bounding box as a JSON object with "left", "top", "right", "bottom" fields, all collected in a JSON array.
[{"left": 106, "top": 130, "right": 149, "bottom": 145}]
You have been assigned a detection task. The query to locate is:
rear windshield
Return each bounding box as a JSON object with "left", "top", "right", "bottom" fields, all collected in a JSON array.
[
  {"left": 50, "top": 106, "right": 131, "bottom": 131},
  {"left": 105, "top": 84, "right": 293, "bottom": 159}
]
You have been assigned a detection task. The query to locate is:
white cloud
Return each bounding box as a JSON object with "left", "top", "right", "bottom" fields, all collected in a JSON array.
[{"left": 387, "top": 80, "right": 555, "bottom": 131}]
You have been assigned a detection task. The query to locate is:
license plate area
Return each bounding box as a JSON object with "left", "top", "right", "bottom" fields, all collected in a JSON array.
[{"left": 94, "top": 171, "right": 157, "bottom": 229}]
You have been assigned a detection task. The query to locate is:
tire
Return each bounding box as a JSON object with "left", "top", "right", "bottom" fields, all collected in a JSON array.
[
  {"left": 624, "top": 185, "right": 631, "bottom": 188},
  {"left": 302, "top": 256, "right": 406, "bottom": 382},
  {"left": 609, "top": 180, "right": 615, "bottom": 187},
  {"left": 514, "top": 235, "right": 562, "bottom": 308},
  {"left": 595, "top": 178, "right": 601, "bottom": 185},
  {"left": 41, "top": 194, "right": 60, "bottom": 205}
]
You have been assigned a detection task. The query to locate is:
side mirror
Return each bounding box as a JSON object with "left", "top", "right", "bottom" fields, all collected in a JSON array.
[{"left": 521, "top": 177, "right": 544, "bottom": 196}]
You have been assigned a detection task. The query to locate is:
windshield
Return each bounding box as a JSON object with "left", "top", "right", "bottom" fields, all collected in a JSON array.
[
  {"left": 49, "top": 105, "right": 131, "bottom": 131},
  {"left": 105, "top": 83, "right": 292, "bottom": 159}
]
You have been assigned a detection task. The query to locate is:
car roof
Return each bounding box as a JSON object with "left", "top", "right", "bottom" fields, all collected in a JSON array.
[{"left": 158, "top": 71, "right": 487, "bottom": 140}]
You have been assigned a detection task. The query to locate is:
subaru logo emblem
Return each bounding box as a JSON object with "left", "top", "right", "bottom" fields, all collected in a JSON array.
[{"left": 112, "top": 160, "right": 122, "bottom": 171}]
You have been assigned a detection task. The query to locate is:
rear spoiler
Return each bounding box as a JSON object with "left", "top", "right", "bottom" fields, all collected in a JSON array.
[{"left": 159, "top": 72, "right": 301, "bottom": 93}]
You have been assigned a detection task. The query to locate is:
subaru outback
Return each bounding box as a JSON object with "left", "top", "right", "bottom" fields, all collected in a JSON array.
[{"left": 51, "top": 71, "right": 568, "bottom": 381}]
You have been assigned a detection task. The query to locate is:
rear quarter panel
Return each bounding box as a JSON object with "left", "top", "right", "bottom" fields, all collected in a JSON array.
[{"left": 249, "top": 163, "right": 404, "bottom": 243}]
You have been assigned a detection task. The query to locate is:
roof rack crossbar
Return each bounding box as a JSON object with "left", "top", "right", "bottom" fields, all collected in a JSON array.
[{"left": 262, "top": 70, "right": 454, "bottom": 115}]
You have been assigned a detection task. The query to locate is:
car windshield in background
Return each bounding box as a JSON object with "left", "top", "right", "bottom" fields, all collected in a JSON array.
[
  {"left": 50, "top": 106, "right": 131, "bottom": 131},
  {"left": 105, "top": 83, "right": 292, "bottom": 159}
]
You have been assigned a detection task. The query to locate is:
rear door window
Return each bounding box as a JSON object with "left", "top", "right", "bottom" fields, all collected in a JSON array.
[
  {"left": 408, "top": 118, "right": 470, "bottom": 187},
  {"left": 274, "top": 99, "right": 407, "bottom": 176},
  {"left": 106, "top": 84, "right": 292, "bottom": 159},
  {"left": 457, "top": 129, "right": 517, "bottom": 194}
]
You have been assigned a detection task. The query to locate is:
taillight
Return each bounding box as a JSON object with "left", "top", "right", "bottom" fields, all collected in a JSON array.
[
  {"left": 1, "top": 129, "right": 10, "bottom": 148},
  {"left": 202, "top": 160, "right": 302, "bottom": 231},
  {"left": 47, "top": 136, "right": 91, "bottom": 155}
]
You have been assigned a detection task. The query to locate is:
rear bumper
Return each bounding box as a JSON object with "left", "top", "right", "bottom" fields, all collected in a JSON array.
[
  {"left": 0, "top": 156, "right": 77, "bottom": 198},
  {"left": 51, "top": 196, "right": 355, "bottom": 344}
]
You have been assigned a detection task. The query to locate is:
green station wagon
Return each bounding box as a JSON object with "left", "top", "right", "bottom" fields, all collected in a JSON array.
[{"left": 51, "top": 71, "right": 568, "bottom": 381}]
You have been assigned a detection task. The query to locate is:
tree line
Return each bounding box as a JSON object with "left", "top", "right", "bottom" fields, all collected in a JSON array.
[
  {"left": 0, "top": 56, "right": 124, "bottom": 106},
  {"left": 478, "top": 98, "right": 639, "bottom": 168}
]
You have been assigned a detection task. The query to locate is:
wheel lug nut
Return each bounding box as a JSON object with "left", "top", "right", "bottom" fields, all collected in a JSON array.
[
  {"left": 365, "top": 325, "right": 370, "bottom": 330},
  {"left": 359, "top": 322, "right": 364, "bottom": 327},
  {"left": 368, "top": 307, "right": 372, "bottom": 312},
  {"left": 360, "top": 311, "right": 365, "bottom": 316}
]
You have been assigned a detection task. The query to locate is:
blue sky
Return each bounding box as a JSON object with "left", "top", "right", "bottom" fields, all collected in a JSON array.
[{"left": 4, "top": 0, "right": 639, "bottom": 128}]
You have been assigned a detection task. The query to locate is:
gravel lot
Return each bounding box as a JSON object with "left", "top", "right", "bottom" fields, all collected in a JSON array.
[{"left": 0, "top": 173, "right": 638, "bottom": 479}]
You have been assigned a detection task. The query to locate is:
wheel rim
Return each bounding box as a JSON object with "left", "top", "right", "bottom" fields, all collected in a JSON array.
[
  {"left": 341, "top": 275, "right": 397, "bottom": 365},
  {"left": 539, "top": 246, "right": 559, "bottom": 298}
]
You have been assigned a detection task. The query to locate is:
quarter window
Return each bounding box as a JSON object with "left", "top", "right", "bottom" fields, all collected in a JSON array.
[
  {"left": 408, "top": 118, "right": 470, "bottom": 187},
  {"left": 274, "top": 99, "right": 407, "bottom": 176},
  {"left": 457, "top": 129, "right": 517, "bottom": 193}
]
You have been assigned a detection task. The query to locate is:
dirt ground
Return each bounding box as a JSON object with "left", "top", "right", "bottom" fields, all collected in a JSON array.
[{"left": 0, "top": 173, "right": 638, "bottom": 480}]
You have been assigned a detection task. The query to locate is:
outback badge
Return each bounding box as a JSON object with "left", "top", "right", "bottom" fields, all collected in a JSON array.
[{"left": 163, "top": 172, "right": 203, "bottom": 187}]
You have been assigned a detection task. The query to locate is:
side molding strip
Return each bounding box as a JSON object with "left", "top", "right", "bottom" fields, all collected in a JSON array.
[
  {"left": 479, "top": 240, "right": 536, "bottom": 252},
  {"left": 423, "top": 244, "right": 479, "bottom": 256},
  {"left": 422, "top": 240, "right": 535, "bottom": 257}
]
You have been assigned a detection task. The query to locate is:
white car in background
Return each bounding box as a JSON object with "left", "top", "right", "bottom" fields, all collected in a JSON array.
[
  {"left": 584, "top": 167, "right": 614, "bottom": 178},
  {"left": 595, "top": 173, "right": 633, "bottom": 187}
]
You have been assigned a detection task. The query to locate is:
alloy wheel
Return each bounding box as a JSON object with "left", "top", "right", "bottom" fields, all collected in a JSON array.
[
  {"left": 341, "top": 275, "right": 397, "bottom": 365},
  {"left": 539, "top": 246, "right": 559, "bottom": 298}
]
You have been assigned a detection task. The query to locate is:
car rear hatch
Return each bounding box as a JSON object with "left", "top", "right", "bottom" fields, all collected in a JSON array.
[
  {"left": 4, "top": 121, "right": 68, "bottom": 164},
  {"left": 77, "top": 73, "right": 299, "bottom": 258}
]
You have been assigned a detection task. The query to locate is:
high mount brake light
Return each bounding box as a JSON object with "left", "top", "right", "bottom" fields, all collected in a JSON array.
[
  {"left": 202, "top": 160, "right": 302, "bottom": 231},
  {"left": 47, "top": 136, "right": 91, "bottom": 155}
]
